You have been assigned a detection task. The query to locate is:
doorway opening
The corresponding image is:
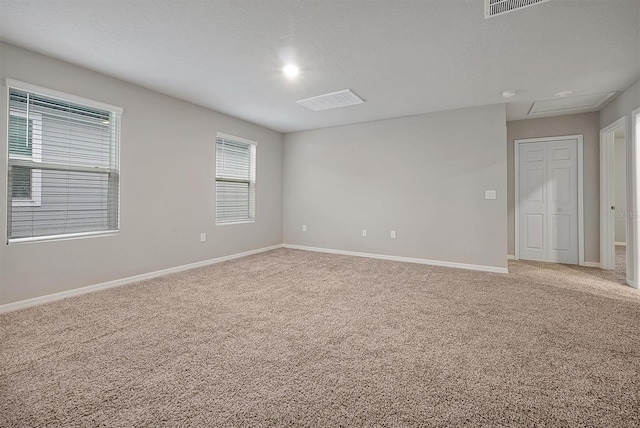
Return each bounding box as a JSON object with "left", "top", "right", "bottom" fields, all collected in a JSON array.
[{"left": 600, "top": 116, "right": 632, "bottom": 285}]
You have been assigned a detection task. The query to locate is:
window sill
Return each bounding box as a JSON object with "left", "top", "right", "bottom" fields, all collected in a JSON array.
[
  {"left": 8, "top": 230, "right": 119, "bottom": 245},
  {"left": 215, "top": 220, "right": 256, "bottom": 226}
]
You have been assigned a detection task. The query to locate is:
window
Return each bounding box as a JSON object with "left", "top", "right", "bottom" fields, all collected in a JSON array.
[
  {"left": 6, "top": 80, "right": 122, "bottom": 243},
  {"left": 215, "top": 133, "right": 256, "bottom": 224}
]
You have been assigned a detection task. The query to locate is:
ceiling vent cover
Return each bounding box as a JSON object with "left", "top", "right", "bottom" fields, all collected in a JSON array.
[
  {"left": 485, "top": 0, "right": 551, "bottom": 18},
  {"left": 297, "top": 89, "right": 365, "bottom": 111}
]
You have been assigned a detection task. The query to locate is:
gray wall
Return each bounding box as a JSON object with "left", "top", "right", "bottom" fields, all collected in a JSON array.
[
  {"left": 0, "top": 42, "right": 283, "bottom": 304},
  {"left": 506, "top": 113, "right": 600, "bottom": 262},
  {"left": 283, "top": 104, "right": 508, "bottom": 270},
  {"left": 615, "top": 134, "right": 627, "bottom": 243}
]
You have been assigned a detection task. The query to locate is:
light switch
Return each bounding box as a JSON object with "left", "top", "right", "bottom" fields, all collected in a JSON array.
[{"left": 485, "top": 190, "right": 497, "bottom": 200}]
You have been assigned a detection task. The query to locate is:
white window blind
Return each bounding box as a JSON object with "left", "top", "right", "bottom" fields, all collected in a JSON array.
[
  {"left": 215, "top": 134, "right": 256, "bottom": 224},
  {"left": 6, "top": 82, "right": 122, "bottom": 243}
]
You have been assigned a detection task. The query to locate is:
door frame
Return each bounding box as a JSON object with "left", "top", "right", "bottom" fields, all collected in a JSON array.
[
  {"left": 599, "top": 116, "right": 628, "bottom": 272},
  {"left": 630, "top": 108, "right": 640, "bottom": 288},
  {"left": 514, "top": 135, "right": 585, "bottom": 265}
]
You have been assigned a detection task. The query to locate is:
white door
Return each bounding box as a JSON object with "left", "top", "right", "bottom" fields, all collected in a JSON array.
[
  {"left": 519, "top": 143, "right": 547, "bottom": 262},
  {"left": 518, "top": 139, "right": 578, "bottom": 264}
]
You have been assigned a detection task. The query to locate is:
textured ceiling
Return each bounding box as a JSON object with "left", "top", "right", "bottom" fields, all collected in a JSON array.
[{"left": 0, "top": 0, "right": 638, "bottom": 133}]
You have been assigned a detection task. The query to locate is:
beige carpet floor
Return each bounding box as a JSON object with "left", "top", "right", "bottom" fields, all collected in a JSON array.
[{"left": 1, "top": 248, "right": 639, "bottom": 427}]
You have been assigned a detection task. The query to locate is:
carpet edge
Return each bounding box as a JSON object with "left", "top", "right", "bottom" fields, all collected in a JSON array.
[
  {"left": 283, "top": 244, "right": 509, "bottom": 274},
  {"left": 0, "top": 244, "right": 284, "bottom": 313}
]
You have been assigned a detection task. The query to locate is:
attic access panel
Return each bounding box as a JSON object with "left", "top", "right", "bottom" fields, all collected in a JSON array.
[{"left": 528, "top": 92, "right": 617, "bottom": 116}]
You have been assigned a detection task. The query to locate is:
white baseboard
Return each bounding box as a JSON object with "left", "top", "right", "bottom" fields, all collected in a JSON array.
[
  {"left": 615, "top": 242, "right": 627, "bottom": 246},
  {"left": 582, "top": 261, "right": 601, "bottom": 268},
  {"left": 0, "top": 244, "right": 283, "bottom": 314},
  {"left": 283, "top": 244, "right": 509, "bottom": 274},
  {"left": 507, "top": 255, "right": 516, "bottom": 260}
]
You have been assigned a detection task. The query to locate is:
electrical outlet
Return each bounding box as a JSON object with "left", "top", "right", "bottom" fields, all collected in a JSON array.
[
  {"left": 390, "top": 230, "right": 397, "bottom": 239},
  {"left": 485, "top": 190, "right": 497, "bottom": 200},
  {"left": 302, "top": 224, "right": 307, "bottom": 232},
  {"left": 200, "top": 233, "right": 206, "bottom": 242},
  {"left": 362, "top": 229, "right": 367, "bottom": 237}
]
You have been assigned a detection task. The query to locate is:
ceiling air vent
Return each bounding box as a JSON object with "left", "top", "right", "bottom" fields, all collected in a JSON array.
[
  {"left": 485, "top": 0, "right": 551, "bottom": 18},
  {"left": 297, "top": 89, "right": 365, "bottom": 111}
]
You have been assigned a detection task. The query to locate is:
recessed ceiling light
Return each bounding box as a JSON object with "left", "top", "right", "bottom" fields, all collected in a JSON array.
[
  {"left": 555, "top": 91, "right": 574, "bottom": 97},
  {"left": 502, "top": 89, "right": 517, "bottom": 98},
  {"left": 283, "top": 64, "right": 299, "bottom": 78}
]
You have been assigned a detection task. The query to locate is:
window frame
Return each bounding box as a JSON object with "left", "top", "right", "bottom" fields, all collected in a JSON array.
[
  {"left": 215, "top": 132, "right": 257, "bottom": 226},
  {"left": 8, "top": 110, "right": 42, "bottom": 207},
  {"left": 4, "top": 78, "right": 123, "bottom": 244}
]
